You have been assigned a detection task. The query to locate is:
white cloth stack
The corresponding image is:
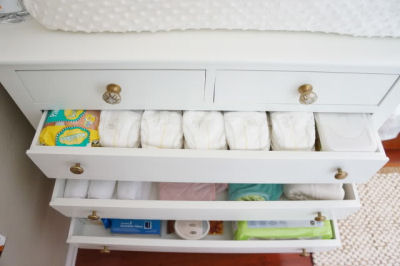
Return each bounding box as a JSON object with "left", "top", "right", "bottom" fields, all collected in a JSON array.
[
  {"left": 183, "top": 111, "right": 227, "bottom": 149},
  {"left": 99, "top": 111, "right": 142, "bottom": 148},
  {"left": 224, "top": 111, "right": 270, "bottom": 150},
  {"left": 63, "top": 179, "right": 89, "bottom": 198},
  {"left": 283, "top": 184, "right": 345, "bottom": 200},
  {"left": 270, "top": 112, "right": 315, "bottom": 151},
  {"left": 87, "top": 180, "right": 116, "bottom": 199},
  {"left": 117, "top": 181, "right": 152, "bottom": 200},
  {"left": 140, "top": 110, "right": 183, "bottom": 149}
]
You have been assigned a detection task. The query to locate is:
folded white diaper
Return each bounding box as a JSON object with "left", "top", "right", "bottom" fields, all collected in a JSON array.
[
  {"left": 99, "top": 111, "right": 142, "bottom": 148},
  {"left": 315, "top": 113, "right": 378, "bottom": 152},
  {"left": 87, "top": 180, "right": 116, "bottom": 199},
  {"left": 63, "top": 179, "right": 89, "bottom": 198},
  {"left": 270, "top": 112, "right": 315, "bottom": 151},
  {"left": 140, "top": 110, "right": 183, "bottom": 149},
  {"left": 183, "top": 111, "right": 227, "bottom": 150},
  {"left": 283, "top": 184, "right": 345, "bottom": 200},
  {"left": 116, "top": 181, "right": 152, "bottom": 200},
  {"left": 224, "top": 111, "right": 270, "bottom": 150}
]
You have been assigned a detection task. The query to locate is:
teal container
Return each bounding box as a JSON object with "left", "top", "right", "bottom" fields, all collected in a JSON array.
[{"left": 229, "top": 184, "right": 283, "bottom": 201}]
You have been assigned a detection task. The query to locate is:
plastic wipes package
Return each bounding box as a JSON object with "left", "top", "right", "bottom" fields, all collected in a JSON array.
[
  {"left": 39, "top": 110, "right": 100, "bottom": 146},
  {"left": 102, "top": 219, "right": 161, "bottom": 235},
  {"left": 229, "top": 184, "right": 283, "bottom": 201},
  {"left": 233, "top": 220, "right": 333, "bottom": 240}
]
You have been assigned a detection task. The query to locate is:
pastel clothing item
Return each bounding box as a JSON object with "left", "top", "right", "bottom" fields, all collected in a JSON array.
[
  {"left": 283, "top": 184, "right": 345, "bottom": 200},
  {"left": 87, "top": 180, "right": 116, "bottom": 199},
  {"left": 99, "top": 110, "right": 142, "bottom": 148},
  {"left": 224, "top": 111, "right": 270, "bottom": 150},
  {"left": 116, "top": 181, "right": 152, "bottom": 200},
  {"left": 315, "top": 113, "right": 378, "bottom": 152},
  {"left": 159, "top": 183, "right": 227, "bottom": 201},
  {"left": 183, "top": 111, "right": 227, "bottom": 150},
  {"left": 270, "top": 112, "right": 315, "bottom": 151},
  {"left": 229, "top": 184, "right": 283, "bottom": 201},
  {"left": 63, "top": 179, "right": 89, "bottom": 198},
  {"left": 140, "top": 110, "right": 183, "bottom": 149}
]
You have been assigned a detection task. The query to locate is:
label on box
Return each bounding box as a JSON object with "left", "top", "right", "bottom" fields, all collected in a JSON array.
[{"left": 247, "top": 220, "right": 324, "bottom": 228}]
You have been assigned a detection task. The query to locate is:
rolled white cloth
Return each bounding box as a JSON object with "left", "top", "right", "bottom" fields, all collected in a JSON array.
[
  {"left": 116, "top": 181, "right": 152, "bottom": 200},
  {"left": 224, "top": 111, "right": 270, "bottom": 150},
  {"left": 63, "top": 179, "right": 89, "bottom": 198},
  {"left": 140, "top": 110, "right": 183, "bottom": 149},
  {"left": 183, "top": 111, "right": 227, "bottom": 149},
  {"left": 99, "top": 110, "right": 142, "bottom": 148},
  {"left": 270, "top": 112, "right": 315, "bottom": 151},
  {"left": 87, "top": 180, "right": 116, "bottom": 199},
  {"left": 283, "top": 184, "right": 345, "bottom": 200}
]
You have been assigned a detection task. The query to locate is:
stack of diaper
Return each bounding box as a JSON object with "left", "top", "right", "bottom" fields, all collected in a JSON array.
[
  {"left": 159, "top": 183, "right": 227, "bottom": 201},
  {"left": 270, "top": 112, "right": 315, "bottom": 151},
  {"left": 283, "top": 184, "right": 345, "bottom": 200},
  {"left": 63, "top": 179, "right": 89, "bottom": 198},
  {"left": 87, "top": 180, "right": 116, "bottom": 199},
  {"left": 224, "top": 111, "right": 270, "bottom": 150},
  {"left": 229, "top": 184, "right": 283, "bottom": 201},
  {"left": 116, "top": 181, "right": 152, "bottom": 200}
]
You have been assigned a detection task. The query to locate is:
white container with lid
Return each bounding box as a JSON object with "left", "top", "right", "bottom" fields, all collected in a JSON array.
[{"left": 174, "top": 220, "right": 210, "bottom": 240}]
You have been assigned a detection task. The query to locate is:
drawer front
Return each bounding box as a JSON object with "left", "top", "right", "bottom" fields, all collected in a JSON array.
[
  {"left": 51, "top": 179, "right": 360, "bottom": 221},
  {"left": 214, "top": 70, "right": 397, "bottom": 106},
  {"left": 67, "top": 218, "right": 341, "bottom": 254},
  {"left": 16, "top": 69, "right": 206, "bottom": 109}
]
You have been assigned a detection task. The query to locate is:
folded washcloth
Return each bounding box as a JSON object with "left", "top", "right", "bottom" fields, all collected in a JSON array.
[
  {"left": 229, "top": 184, "right": 283, "bottom": 201},
  {"left": 87, "top": 180, "right": 116, "bottom": 199},
  {"left": 140, "top": 110, "right": 183, "bottom": 149},
  {"left": 117, "top": 181, "right": 152, "bottom": 200},
  {"left": 270, "top": 112, "right": 315, "bottom": 151},
  {"left": 63, "top": 179, "right": 89, "bottom": 198},
  {"left": 283, "top": 184, "right": 345, "bottom": 200},
  {"left": 224, "top": 111, "right": 270, "bottom": 150},
  {"left": 183, "top": 111, "right": 227, "bottom": 149},
  {"left": 159, "top": 183, "right": 227, "bottom": 201},
  {"left": 99, "top": 111, "right": 142, "bottom": 148}
]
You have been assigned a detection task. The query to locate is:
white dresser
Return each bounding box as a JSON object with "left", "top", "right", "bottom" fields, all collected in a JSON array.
[{"left": 1, "top": 20, "right": 400, "bottom": 260}]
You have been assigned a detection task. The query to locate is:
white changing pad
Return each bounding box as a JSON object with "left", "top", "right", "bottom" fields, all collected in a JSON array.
[{"left": 24, "top": 0, "right": 400, "bottom": 37}]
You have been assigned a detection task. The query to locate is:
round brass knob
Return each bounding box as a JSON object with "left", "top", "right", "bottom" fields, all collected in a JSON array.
[
  {"left": 300, "top": 248, "right": 310, "bottom": 257},
  {"left": 100, "top": 246, "right": 110, "bottom": 254},
  {"left": 298, "top": 84, "right": 318, "bottom": 104},
  {"left": 88, "top": 211, "right": 100, "bottom": 221},
  {"left": 70, "top": 163, "right": 84, "bottom": 175},
  {"left": 103, "top": 83, "right": 122, "bottom": 104},
  {"left": 315, "top": 212, "right": 326, "bottom": 222},
  {"left": 335, "top": 168, "right": 348, "bottom": 180}
]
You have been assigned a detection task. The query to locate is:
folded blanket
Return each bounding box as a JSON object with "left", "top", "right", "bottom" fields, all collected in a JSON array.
[
  {"left": 159, "top": 183, "right": 227, "bottom": 201},
  {"left": 98, "top": 111, "right": 142, "bottom": 148},
  {"left": 63, "top": 179, "right": 89, "bottom": 198},
  {"left": 229, "top": 184, "right": 283, "bottom": 201},
  {"left": 117, "top": 181, "right": 152, "bottom": 200},
  {"left": 224, "top": 111, "right": 270, "bottom": 150},
  {"left": 140, "top": 110, "right": 183, "bottom": 149},
  {"left": 87, "top": 180, "right": 116, "bottom": 199},
  {"left": 283, "top": 184, "right": 345, "bottom": 200},
  {"left": 270, "top": 112, "right": 315, "bottom": 151},
  {"left": 183, "top": 111, "right": 227, "bottom": 149}
]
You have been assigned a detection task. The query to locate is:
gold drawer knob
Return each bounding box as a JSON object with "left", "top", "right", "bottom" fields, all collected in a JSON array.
[
  {"left": 103, "top": 83, "right": 122, "bottom": 104},
  {"left": 335, "top": 168, "right": 348, "bottom": 180},
  {"left": 100, "top": 246, "right": 110, "bottom": 254},
  {"left": 70, "top": 163, "right": 84, "bottom": 175},
  {"left": 315, "top": 212, "right": 326, "bottom": 222},
  {"left": 298, "top": 84, "right": 318, "bottom": 104},
  {"left": 88, "top": 211, "right": 100, "bottom": 221},
  {"left": 300, "top": 248, "right": 310, "bottom": 257}
]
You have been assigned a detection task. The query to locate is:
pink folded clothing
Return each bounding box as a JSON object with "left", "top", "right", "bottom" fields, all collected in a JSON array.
[{"left": 159, "top": 183, "right": 227, "bottom": 201}]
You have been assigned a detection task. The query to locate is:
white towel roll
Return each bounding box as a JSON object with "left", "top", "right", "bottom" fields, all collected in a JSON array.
[
  {"left": 140, "top": 110, "right": 183, "bottom": 149},
  {"left": 87, "top": 180, "right": 116, "bottom": 199},
  {"left": 99, "top": 110, "right": 142, "bottom": 148},
  {"left": 63, "top": 179, "right": 89, "bottom": 198},
  {"left": 283, "top": 184, "right": 345, "bottom": 200},
  {"left": 183, "top": 111, "right": 227, "bottom": 150},
  {"left": 224, "top": 111, "right": 270, "bottom": 150},
  {"left": 270, "top": 112, "right": 315, "bottom": 151},
  {"left": 117, "top": 181, "right": 152, "bottom": 200}
]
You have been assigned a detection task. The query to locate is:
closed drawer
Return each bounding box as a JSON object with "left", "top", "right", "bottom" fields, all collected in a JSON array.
[
  {"left": 27, "top": 112, "right": 388, "bottom": 183},
  {"left": 16, "top": 69, "right": 206, "bottom": 109},
  {"left": 67, "top": 218, "right": 341, "bottom": 254},
  {"left": 51, "top": 179, "right": 360, "bottom": 221},
  {"left": 214, "top": 70, "right": 397, "bottom": 109}
]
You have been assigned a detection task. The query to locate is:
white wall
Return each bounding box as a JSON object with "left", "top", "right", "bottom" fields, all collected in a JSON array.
[{"left": 0, "top": 84, "right": 70, "bottom": 266}]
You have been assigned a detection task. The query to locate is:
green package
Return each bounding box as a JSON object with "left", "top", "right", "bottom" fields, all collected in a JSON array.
[
  {"left": 229, "top": 184, "right": 283, "bottom": 201},
  {"left": 233, "top": 220, "right": 333, "bottom": 240}
]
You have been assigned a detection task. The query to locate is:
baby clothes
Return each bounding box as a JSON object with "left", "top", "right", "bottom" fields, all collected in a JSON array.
[
  {"left": 87, "top": 180, "right": 116, "bottom": 199},
  {"left": 159, "top": 183, "right": 227, "bottom": 201},
  {"left": 117, "top": 181, "right": 152, "bottom": 200},
  {"left": 63, "top": 179, "right": 89, "bottom": 198},
  {"left": 283, "top": 184, "right": 345, "bottom": 200}
]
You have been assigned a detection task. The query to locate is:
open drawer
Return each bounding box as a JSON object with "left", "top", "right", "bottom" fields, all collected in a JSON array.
[
  {"left": 28, "top": 111, "right": 388, "bottom": 183},
  {"left": 51, "top": 179, "right": 360, "bottom": 221},
  {"left": 67, "top": 218, "right": 341, "bottom": 254}
]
